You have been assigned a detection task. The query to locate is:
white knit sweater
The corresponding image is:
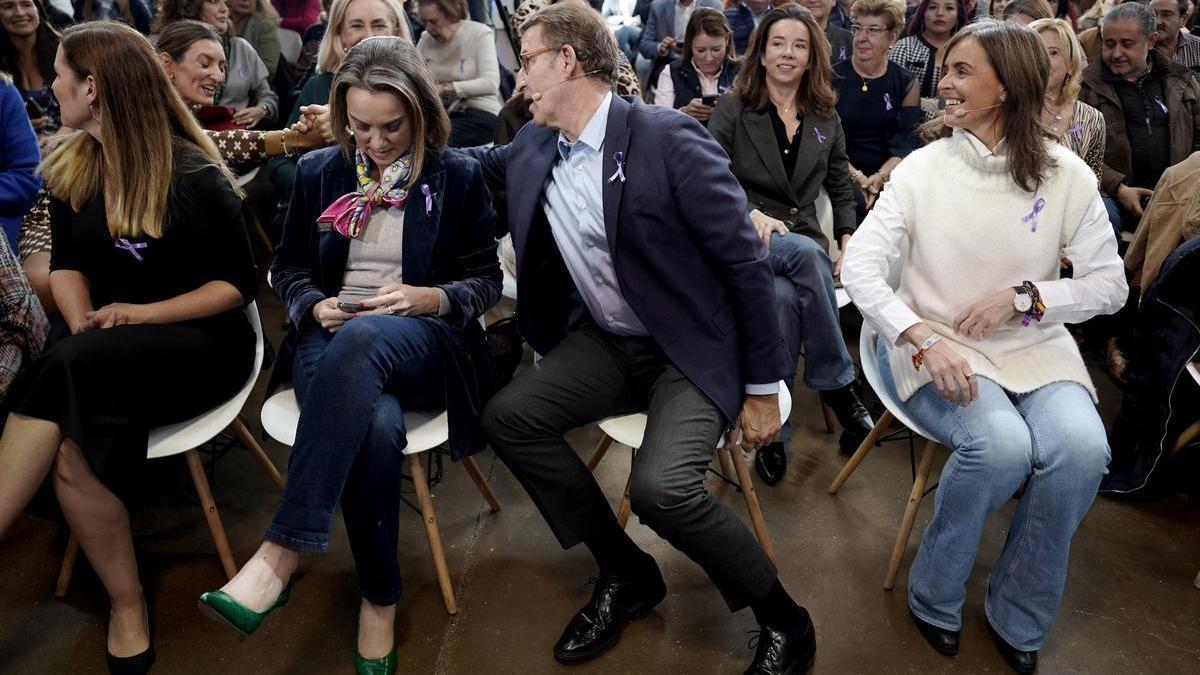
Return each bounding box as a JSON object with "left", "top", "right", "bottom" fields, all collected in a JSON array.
[{"left": 844, "top": 130, "right": 1126, "bottom": 402}]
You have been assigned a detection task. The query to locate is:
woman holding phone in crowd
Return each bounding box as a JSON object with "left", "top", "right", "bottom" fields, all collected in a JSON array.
[{"left": 199, "top": 36, "right": 499, "bottom": 675}]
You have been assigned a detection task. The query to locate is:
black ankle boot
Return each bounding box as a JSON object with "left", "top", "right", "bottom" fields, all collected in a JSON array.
[
  {"left": 819, "top": 384, "right": 875, "bottom": 456},
  {"left": 754, "top": 442, "right": 787, "bottom": 486}
]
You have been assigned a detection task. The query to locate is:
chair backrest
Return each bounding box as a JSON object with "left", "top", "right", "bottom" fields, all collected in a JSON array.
[
  {"left": 858, "top": 320, "right": 938, "bottom": 443},
  {"left": 147, "top": 302, "right": 265, "bottom": 459},
  {"left": 277, "top": 28, "right": 303, "bottom": 65}
]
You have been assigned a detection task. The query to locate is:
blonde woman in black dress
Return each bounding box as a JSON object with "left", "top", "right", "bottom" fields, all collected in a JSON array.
[{"left": 0, "top": 21, "right": 256, "bottom": 675}]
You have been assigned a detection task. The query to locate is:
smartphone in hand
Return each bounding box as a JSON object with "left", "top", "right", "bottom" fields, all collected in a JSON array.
[
  {"left": 701, "top": 94, "right": 719, "bottom": 106},
  {"left": 336, "top": 301, "right": 366, "bottom": 313}
]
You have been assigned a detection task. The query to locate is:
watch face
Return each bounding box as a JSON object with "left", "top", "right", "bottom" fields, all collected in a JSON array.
[{"left": 1014, "top": 294, "right": 1033, "bottom": 312}]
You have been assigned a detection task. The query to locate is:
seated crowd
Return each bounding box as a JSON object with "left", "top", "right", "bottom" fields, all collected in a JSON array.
[{"left": 0, "top": 1, "right": 1198, "bottom": 675}]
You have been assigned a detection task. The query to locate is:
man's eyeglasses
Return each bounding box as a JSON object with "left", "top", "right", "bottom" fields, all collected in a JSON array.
[
  {"left": 850, "top": 24, "right": 891, "bottom": 38},
  {"left": 518, "top": 45, "right": 557, "bottom": 70}
]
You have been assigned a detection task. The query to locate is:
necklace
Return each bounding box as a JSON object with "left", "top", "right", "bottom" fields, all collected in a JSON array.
[
  {"left": 1045, "top": 100, "right": 1070, "bottom": 134},
  {"left": 854, "top": 59, "right": 888, "bottom": 92},
  {"left": 769, "top": 95, "right": 794, "bottom": 113}
]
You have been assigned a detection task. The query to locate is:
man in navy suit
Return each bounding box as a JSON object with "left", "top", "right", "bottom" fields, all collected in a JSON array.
[{"left": 471, "top": 5, "right": 816, "bottom": 673}]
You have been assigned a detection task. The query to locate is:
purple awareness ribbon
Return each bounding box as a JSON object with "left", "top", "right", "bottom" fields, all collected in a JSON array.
[
  {"left": 1154, "top": 96, "right": 1168, "bottom": 114},
  {"left": 421, "top": 184, "right": 433, "bottom": 214},
  {"left": 813, "top": 127, "right": 826, "bottom": 144},
  {"left": 884, "top": 93, "right": 893, "bottom": 111},
  {"left": 458, "top": 58, "right": 465, "bottom": 74},
  {"left": 839, "top": 46, "right": 846, "bottom": 61},
  {"left": 1068, "top": 122, "right": 1083, "bottom": 139},
  {"left": 115, "top": 237, "right": 147, "bottom": 262},
  {"left": 1021, "top": 197, "right": 1045, "bottom": 232},
  {"left": 608, "top": 151, "right": 626, "bottom": 183}
]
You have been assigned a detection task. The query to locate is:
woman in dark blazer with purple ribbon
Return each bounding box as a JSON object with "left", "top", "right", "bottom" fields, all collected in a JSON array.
[
  {"left": 708, "top": 3, "right": 873, "bottom": 485},
  {"left": 199, "top": 36, "right": 499, "bottom": 674}
]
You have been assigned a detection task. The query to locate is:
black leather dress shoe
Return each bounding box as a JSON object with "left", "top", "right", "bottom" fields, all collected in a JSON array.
[
  {"left": 743, "top": 609, "right": 817, "bottom": 674},
  {"left": 910, "top": 610, "right": 959, "bottom": 656},
  {"left": 820, "top": 385, "right": 875, "bottom": 456},
  {"left": 553, "top": 562, "right": 667, "bottom": 664},
  {"left": 754, "top": 442, "right": 787, "bottom": 486},
  {"left": 987, "top": 619, "right": 1038, "bottom": 673}
]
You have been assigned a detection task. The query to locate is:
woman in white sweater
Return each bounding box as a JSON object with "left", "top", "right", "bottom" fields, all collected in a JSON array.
[
  {"left": 415, "top": 0, "right": 502, "bottom": 146},
  {"left": 841, "top": 20, "right": 1126, "bottom": 674}
]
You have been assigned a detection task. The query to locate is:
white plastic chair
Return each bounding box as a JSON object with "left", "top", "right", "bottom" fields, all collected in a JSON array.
[
  {"left": 277, "top": 28, "right": 303, "bottom": 65},
  {"left": 826, "top": 321, "right": 944, "bottom": 590},
  {"left": 259, "top": 388, "right": 500, "bottom": 615},
  {"left": 584, "top": 381, "right": 792, "bottom": 566},
  {"left": 56, "top": 303, "right": 284, "bottom": 596}
]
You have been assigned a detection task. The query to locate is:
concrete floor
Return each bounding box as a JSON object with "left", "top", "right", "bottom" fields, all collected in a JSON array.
[{"left": 2, "top": 265, "right": 1200, "bottom": 675}]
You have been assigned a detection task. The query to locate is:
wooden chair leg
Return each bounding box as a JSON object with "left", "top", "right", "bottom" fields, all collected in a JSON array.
[
  {"left": 821, "top": 403, "right": 836, "bottom": 434},
  {"left": 828, "top": 410, "right": 895, "bottom": 495},
  {"left": 884, "top": 440, "right": 938, "bottom": 591},
  {"left": 461, "top": 456, "right": 501, "bottom": 513},
  {"left": 717, "top": 447, "right": 735, "bottom": 483},
  {"left": 228, "top": 417, "right": 284, "bottom": 490},
  {"left": 1172, "top": 418, "right": 1200, "bottom": 456},
  {"left": 55, "top": 533, "right": 80, "bottom": 598},
  {"left": 410, "top": 455, "right": 458, "bottom": 615},
  {"left": 586, "top": 435, "right": 614, "bottom": 472},
  {"left": 616, "top": 468, "right": 634, "bottom": 528},
  {"left": 184, "top": 450, "right": 238, "bottom": 579},
  {"left": 727, "top": 448, "right": 778, "bottom": 567}
]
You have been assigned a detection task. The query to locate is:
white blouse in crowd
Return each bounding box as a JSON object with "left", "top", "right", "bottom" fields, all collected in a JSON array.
[
  {"left": 653, "top": 62, "right": 723, "bottom": 108},
  {"left": 841, "top": 129, "right": 1127, "bottom": 402},
  {"left": 417, "top": 21, "right": 503, "bottom": 115}
]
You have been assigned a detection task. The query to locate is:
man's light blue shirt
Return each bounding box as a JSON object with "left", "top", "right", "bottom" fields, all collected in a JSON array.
[{"left": 544, "top": 92, "right": 649, "bottom": 337}]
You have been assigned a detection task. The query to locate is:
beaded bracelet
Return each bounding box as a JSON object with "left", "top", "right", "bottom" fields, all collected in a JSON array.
[{"left": 912, "top": 334, "right": 942, "bottom": 371}]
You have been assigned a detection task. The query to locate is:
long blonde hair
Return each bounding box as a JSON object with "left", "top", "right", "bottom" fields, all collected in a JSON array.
[
  {"left": 40, "top": 21, "right": 237, "bottom": 239},
  {"left": 317, "top": 0, "right": 412, "bottom": 74}
]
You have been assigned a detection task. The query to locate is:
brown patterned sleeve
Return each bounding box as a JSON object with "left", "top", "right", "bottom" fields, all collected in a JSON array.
[
  {"left": 17, "top": 189, "right": 52, "bottom": 262},
  {"left": 206, "top": 129, "right": 270, "bottom": 164}
]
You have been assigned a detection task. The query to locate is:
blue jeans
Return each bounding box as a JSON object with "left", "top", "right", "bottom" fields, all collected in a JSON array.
[
  {"left": 770, "top": 232, "right": 855, "bottom": 442},
  {"left": 1101, "top": 195, "right": 1138, "bottom": 239},
  {"left": 614, "top": 25, "right": 641, "bottom": 63},
  {"left": 877, "top": 339, "right": 1110, "bottom": 651},
  {"left": 266, "top": 316, "right": 444, "bottom": 605}
]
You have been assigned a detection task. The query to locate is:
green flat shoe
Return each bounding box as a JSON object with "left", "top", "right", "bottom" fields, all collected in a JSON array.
[
  {"left": 197, "top": 578, "right": 294, "bottom": 640},
  {"left": 355, "top": 649, "right": 397, "bottom": 675}
]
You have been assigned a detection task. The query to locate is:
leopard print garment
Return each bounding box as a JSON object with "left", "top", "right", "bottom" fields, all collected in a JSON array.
[
  {"left": 509, "top": 0, "right": 641, "bottom": 98},
  {"left": 17, "top": 191, "right": 51, "bottom": 262}
]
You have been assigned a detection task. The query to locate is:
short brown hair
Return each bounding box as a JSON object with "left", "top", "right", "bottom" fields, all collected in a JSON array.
[
  {"left": 416, "top": 0, "right": 468, "bottom": 23},
  {"left": 733, "top": 4, "right": 836, "bottom": 118},
  {"left": 850, "top": 0, "right": 906, "bottom": 33},
  {"left": 683, "top": 8, "right": 736, "bottom": 63},
  {"left": 156, "top": 19, "right": 223, "bottom": 62},
  {"left": 330, "top": 36, "right": 450, "bottom": 189},
  {"left": 520, "top": 3, "right": 620, "bottom": 86}
]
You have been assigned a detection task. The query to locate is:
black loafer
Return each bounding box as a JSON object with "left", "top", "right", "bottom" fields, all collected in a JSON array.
[
  {"left": 553, "top": 561, "right": 667, "bottom": 664},
  {"left": 754, "top": 442, "right": 787, "bottom": 486},
  {"left": 987, "top": 619, "right": 1037, "bottom": 673},
  {"left": 820, "top": 385, "right": 875, "bottom": 456},
  {"left": 910, "top": 610, "right": 959, "bottom": 656},
  {"left": 743, "top": 608, "right": 817, "bottom": 675}
]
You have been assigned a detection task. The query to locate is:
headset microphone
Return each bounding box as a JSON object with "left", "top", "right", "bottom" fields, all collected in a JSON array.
[
  {"left": 951, "top": 102, "right": 1002, "bottom": 118},
  {"left": 530, "top": 70, "right": 604, "bottom": 102}
]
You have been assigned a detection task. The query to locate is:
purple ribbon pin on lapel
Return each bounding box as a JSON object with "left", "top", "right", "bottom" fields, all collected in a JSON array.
[
  {"left": 1067, "top": 121, "right": 1083, "bottom": 139},
  {"left": 608, "top": 151, "right": 626, "bottom": 183},
  {"left": 421, "top": 184, "right": 433, "bottom": 214},
  {"left": 883, "top": 93, "right": 893, "bottom": 111},
  {"left": 813, "top": 127, "right": 826, "bottom": 144},
  {"left": 839, "top": 46, "right": 846, "bottom": 61},
  {"left": 1154, "top": 96, "right": 1168, "bottom": 114},
  {"left": 1021, "top": 197, "right": 1045, "bottom": 232},
  {"left": 458, "top": 58, "right": 465, "bottom": 73},
  {"left": 115, "top": 237, "right": 147, "bottom": 262}
]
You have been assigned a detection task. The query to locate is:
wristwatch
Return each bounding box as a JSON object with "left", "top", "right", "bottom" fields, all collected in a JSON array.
[{"left": 1012, "top": 285, "right": 1033, "bottom": 313}]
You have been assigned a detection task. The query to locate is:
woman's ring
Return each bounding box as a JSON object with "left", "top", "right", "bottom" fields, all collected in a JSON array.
[
  {"left": 387, "top": 306, "right": 398, "bottom": 316},
  {"left": 966, "top": 373, "right": 977, "bottom": 380}
]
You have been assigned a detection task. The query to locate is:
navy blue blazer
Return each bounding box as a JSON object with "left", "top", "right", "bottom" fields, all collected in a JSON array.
[
  {"left": 468, "top": 96, "right": 791, "bottom": 421},
  {"left": 269, "top": 147, "right": 501, "bottom": 457}
]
